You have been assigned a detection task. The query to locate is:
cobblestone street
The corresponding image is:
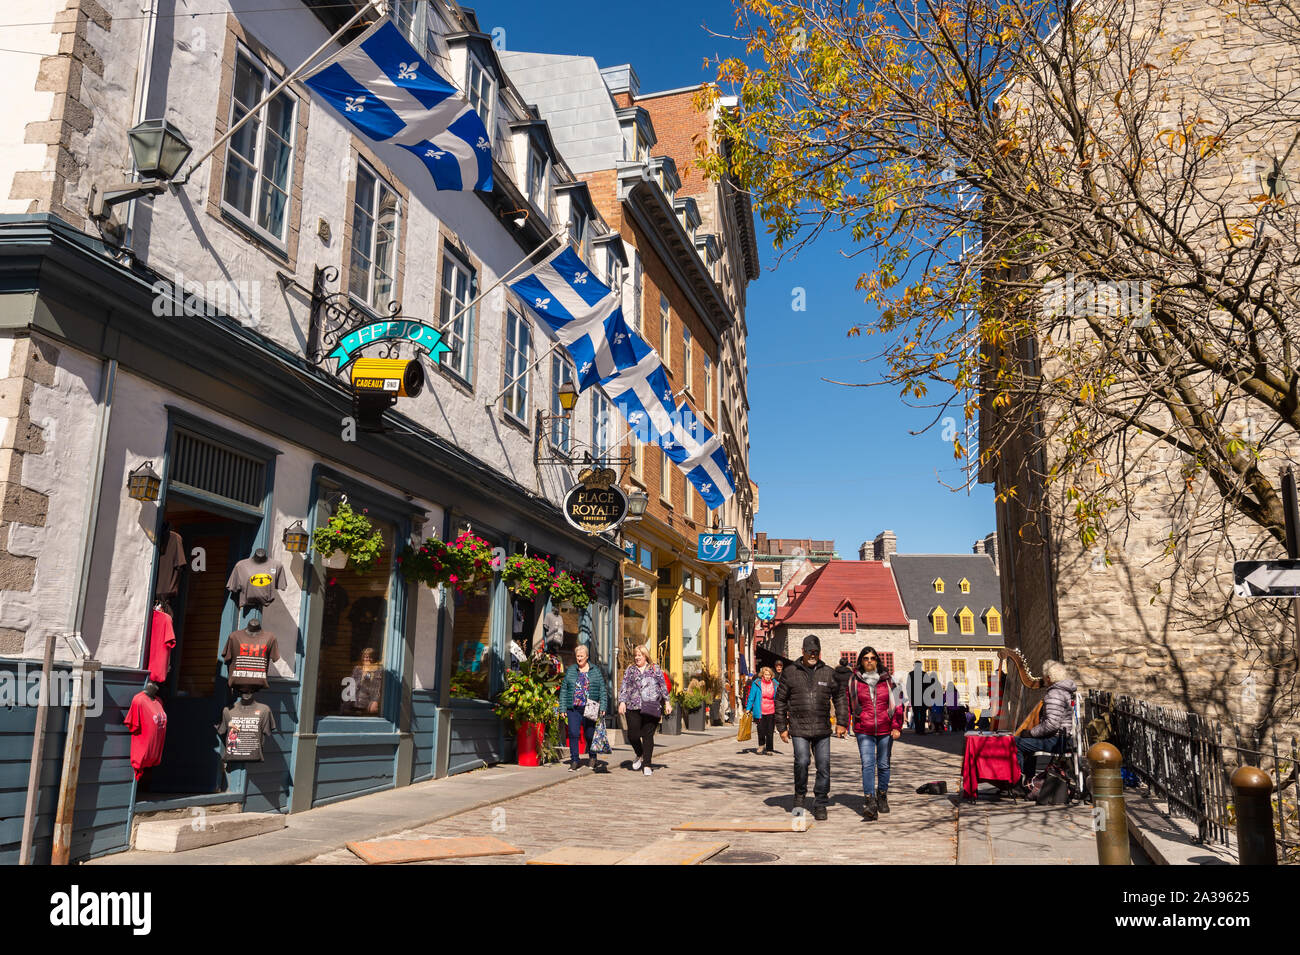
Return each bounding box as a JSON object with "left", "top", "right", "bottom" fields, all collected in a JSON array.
[{"left": 308, "top": 729, "right": 965, "bottom": 865}]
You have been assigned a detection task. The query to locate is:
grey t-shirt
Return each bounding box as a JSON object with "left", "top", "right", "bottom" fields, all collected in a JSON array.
[
  {"left": 218, "top": 700, "right": 275, "bottom": 762},
  {"left": 227, "top": 557, "right": 287, "bottom": 608}
]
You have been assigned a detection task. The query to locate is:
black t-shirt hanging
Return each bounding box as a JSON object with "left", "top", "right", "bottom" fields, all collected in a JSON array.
[
  {"left": 218, "top": 700, "right": 275, "bottom": 762},
  {"left": 226, "top": 557, "right": 287, "bottom": 609},
  {"left": 222, "top": 629, "right": 280, "bottom": 688}
]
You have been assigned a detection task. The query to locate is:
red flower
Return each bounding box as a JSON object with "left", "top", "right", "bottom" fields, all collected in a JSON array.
[{"left": 329, "top": 577, "right": 337, "bottom": 586}]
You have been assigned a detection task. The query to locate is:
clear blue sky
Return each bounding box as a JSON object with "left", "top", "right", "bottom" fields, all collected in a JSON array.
[{"left": 481, "top": 0, "right": 997, "bottom": 555}]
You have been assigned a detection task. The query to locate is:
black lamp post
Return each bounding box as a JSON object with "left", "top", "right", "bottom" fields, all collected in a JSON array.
[
  {"left": 127, "top": 461, "right": 162, "bottom": 502},
  {"left": 90, "top": 119, "right": 192, "bottom": 221},
  {"left": 282, "top": 520, "right": 310, "bottom": 554}
]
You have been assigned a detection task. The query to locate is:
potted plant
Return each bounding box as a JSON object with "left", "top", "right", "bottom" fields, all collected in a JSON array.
[
  {"left": 661, "top": 687, "right": 684, "bottom": 735},
  {"left": 550, "top": 570, "right": 595, "bottom": 611},
  {"left": 493, "top": 657, "right": 561, "bottom": 766},
  {"left": 312, "top": 499, "right": 385, "bottom": 572},
  {"left": 444, "top": 532, "right": 495, "bottom": 592},
  {"left": 502, "top": 553, "right": 556, "bottom": 601},
  {"left": 683, "top": 683, "right": 708, "bottom": 731},
  {"left": 397, "top": 536, "right": 451, "bottom": 588}
]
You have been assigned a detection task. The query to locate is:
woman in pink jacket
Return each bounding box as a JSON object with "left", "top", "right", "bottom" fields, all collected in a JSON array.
[{"left": 847, "top": 646, "right": 904, "bottom": 821}]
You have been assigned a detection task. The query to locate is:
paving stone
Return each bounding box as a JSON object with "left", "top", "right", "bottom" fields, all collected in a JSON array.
[{"left": 346, "top": 835, "right": 523, "bottom": 864}]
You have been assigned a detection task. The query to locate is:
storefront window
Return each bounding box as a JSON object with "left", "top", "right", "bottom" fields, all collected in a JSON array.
[
  {"left": 317, "top": 513, "right": 395, "bottom": 719},
  {"left": 450, "top": 585, "right": 494, "bottom": 700},
  {"left": 621, "top": 574, "right": 651, "bottom": 673},
  {"left": 682, "top": 599, "right": 704, "bottom": 662}
]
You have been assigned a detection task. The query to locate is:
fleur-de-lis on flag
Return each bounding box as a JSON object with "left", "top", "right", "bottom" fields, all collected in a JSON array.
[
  {"left": 345, "top": 95, "right": 366, "bottom": 112},
  {"left": 573, "top": 271, "right": 589, "bottom": 284},
  {"left": 614, "top": 333, "right": 627, "bottom": 344},
  {"left": 628, "top": 412, "right": 645, "bottom": 425},
  {"left": 425, "top": 148, "right": 447, "bottom": 159},
  {"left": 476, "top": 136, "right": 490, "bottom": 151},
  {"left": 662, "top": 390, "right": 672, "bottom": 401},
  {"left": 534, "top": 297, "right": 551, "bottom": 310},
  {"left": 579, "top": 361, "right": 593, "bottom": 376},
  {"left": 700, "top": 483, "right": 713, "bottom": 494},
  {"left": 398, "top": 62, "right": 418, "bottom": 80}
]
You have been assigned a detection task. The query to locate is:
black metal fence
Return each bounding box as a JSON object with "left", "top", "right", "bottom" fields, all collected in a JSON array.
[{"left": 1085, "top": 690, "right": 1300, "bottom": 862}]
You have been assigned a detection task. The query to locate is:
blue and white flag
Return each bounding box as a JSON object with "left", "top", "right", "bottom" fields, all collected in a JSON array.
[
  {"left": 668, "top": 403, "right": 737, "bottom": 509},
  {"left": 509, "top": 246, "right": 646, "bottom": 390},
  {"left": 305, "top": 18, "right": 492, "bottom": 192}
]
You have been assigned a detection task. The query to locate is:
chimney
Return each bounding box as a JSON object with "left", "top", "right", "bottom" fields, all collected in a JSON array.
[
  {"left": 858, "top": 541, "right": 872, "bottom": 561},
  {"left": 599, "top": 64, "right": 640, "bottom": 101},
  {"left": 873, "top": 530, "right": 897, "bottom": 564},
  {"left": 973, "top": 539, "right": 985, "bottom": 554},
  {"left": 984, "top": 532, "right": 1000, "bottom": 572}
]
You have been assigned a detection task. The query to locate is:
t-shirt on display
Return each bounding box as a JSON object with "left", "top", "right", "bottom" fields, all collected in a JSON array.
[
  {"left": 222, "top": 629, "right": 280, "bottom": 688},
  {"left": 147, "top": 608, "right": 177, "bottom": 684},
  {"left": 219, "top": 700, "right": 275, "bottom": 762},
  {"left": 124, "top": 692, "right": 168, "bottom": 780},
  {"left": 226, "top": 558, "right": 287, "bottom": 609},
  {"left": 154, "top": 530, "right": 186, "bottom": 598}
]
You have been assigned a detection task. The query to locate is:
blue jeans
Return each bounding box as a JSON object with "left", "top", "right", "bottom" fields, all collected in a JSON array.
[
  {"left": 856, "top": 733, "right": 892, "bottom": 795},
  {"left": 567, "top": 707, "right": 596, "bottom": 763},
  {"left": 1017, "top": 733, "right": 1066, "bottom": 780},
  {"left": 791, "top": 735, "right": 831, "bottom": 808}
]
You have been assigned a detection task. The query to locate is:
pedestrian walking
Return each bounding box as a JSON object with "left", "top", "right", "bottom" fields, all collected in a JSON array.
[
  {"left": 775, "top": 635, "right": 848, "bottom": 821},
  {"left": 846, "top": 647, "right": 904, "bottom": 821},
  {"left": 746, "top": 666, "right": 779, "bottom": 754},
  {"left": 906, "top": 661, "right": 930, "bottom": 734},
  {"left": 559, "top": 644, "right": 608, "bottom": 771},
  {"left": 618, "top": 644, "right": 672, "bottom": 776},
  {"left": 944, "top": 681, "right": 964, "bottom": 733},
  {"left": 832, "top": 656, "right": 853, "bottom": 733}
]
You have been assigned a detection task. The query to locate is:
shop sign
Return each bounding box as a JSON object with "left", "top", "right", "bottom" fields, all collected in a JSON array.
[
  {"left": 697, "top": 533, "right": 738, "bottom": 562},
  {"left": 327, "top": 319, "right": 451, "bottom": 368},
  {"left": 756, "top": 596, "right": 777, "bottom": 621},
  {"left": 563, "top": 468, "right": 628, "bottom": 534}
]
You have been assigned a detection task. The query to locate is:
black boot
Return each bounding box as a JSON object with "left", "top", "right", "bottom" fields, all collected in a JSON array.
[
  {"left": 862, "top": 794, "right": 878, "bottom": 821},
  {"left": 877, "top": 790, "right": 890, "bottom": 814},
  {"left": 793, "top": 795, "right": 805, "bottom": 813}
]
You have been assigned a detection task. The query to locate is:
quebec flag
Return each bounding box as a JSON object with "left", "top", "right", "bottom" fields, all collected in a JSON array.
[
  {"left": 509, "top": 247, "right": 646, "bottom": 390},
  {"left": 305, "top": 18, "right": 493, "bottom": 192}
]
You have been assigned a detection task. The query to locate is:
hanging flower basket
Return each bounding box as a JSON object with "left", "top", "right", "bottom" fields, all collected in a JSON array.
[
  {"left": 398, "top": 536, "right": 451, "bottom": 588},
  {"left": 312, "top": 499, "right": 384, "bottom": 573},
  {"left": 323, "top": 550, "right": 349, "bottom": 570},
  {"left": 550, "top": 570, "right": 595, "bottom": 611},
  {"left": 444, "top": 533, "right": 494, "bottom": 593},
  {"left": 502, "top": 554, "right": 557, "bottom": 601}
]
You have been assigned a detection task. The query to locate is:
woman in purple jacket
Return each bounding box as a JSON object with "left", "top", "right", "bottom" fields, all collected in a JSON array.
[
  {"left": 847, "top": 646, "right": 904, "bottom": 821},
  {"left": 618, "top": 644, "right": 672, "bottom": 776}
]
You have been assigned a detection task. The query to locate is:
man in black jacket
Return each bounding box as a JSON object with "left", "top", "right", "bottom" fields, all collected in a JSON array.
[{"left": 776, "top": 635, "right": 848, "bottom": 820}]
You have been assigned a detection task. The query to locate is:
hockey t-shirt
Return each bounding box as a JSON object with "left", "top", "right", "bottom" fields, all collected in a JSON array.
[
  {"left": 226, "top": 558, "right": 287, "bottom": 609},
  {"left": 124, "top": 692, "right": 168, "bottom": 779},
  {"left": 218, "top": 700, "right": 275, "bottom": 762},
  {"left": 222, "top": 630, "right": 280, "bottom": 688},
  {"left": 147, "top": 608, "right": 177, "bottom": 684}
]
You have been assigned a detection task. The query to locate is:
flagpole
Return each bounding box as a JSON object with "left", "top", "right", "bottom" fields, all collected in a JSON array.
[
  {"left": 444, "top": 227, "right": 567, "bottom": 331},
  {"left": 174, "top": 0, "right": 381, "bottom": 185}
]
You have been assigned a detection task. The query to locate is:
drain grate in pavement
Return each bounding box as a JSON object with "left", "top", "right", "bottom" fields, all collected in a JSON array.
[{"left": 707, "top": 849, "right": 780, "bottom": 864}]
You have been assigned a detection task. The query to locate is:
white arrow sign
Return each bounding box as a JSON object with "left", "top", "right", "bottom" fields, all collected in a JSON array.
[{"left": 1234, "top": 560, "right": 1300, "bottom": 598}]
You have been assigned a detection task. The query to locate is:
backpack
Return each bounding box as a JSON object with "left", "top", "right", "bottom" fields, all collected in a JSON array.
[{"left": 1029, "top": 757, "right": 1075, "bottom": 806}]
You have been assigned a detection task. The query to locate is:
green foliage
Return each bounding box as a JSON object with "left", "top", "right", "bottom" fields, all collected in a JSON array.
[
  {"left": 312, "top": 499, "right": 384, "bottom": 573},
  {"left": 397, "top": 536, "right": 451, "bottom": 588},
  {"left": 493, "top": 656, "right": 561, "bottom": 728},
  {"left": 683, "top": 688, "right": 708, "bottom": 711},
  {"left": 550, "top": 570, "right": 595, "bottom": 611},
  {"left": 502, "top": 554, "right": 557, "bottom": 600}
]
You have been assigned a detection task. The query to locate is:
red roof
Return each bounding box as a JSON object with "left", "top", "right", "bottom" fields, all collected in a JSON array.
[{"left": 774, "top": 561, "right": 908, "bottom": 627}]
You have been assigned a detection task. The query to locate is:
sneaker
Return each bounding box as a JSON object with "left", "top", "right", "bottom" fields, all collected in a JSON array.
[
  {"left": 643, "top": 766, "right": 653, "bottom": 776},
  {"left": 862, "top": 794, "right": 878, "bottom": 821},
  {"left": 793, "top": 795, "right": 806, "bottom": 812},
  {"left": 588, "top": 754, "right": 598, "bottom": 769},
  {"left": 877, "top": 791, "right": 890, "bottom": 814},
  {"left": 569, "top": 761, "right": 580, "bottom": 771},
  {"left": 812, "top": 806, "right": 828, "bottom": 821},
  {"left": 631, "top": 758, "right": 643, "bottom": 771}
]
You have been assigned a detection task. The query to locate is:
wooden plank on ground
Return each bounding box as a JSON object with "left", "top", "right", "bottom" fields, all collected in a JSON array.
[
  {"left": 346, "top": 835, "right": 524, "bottom": 865},
  {"left": 527, "top": 847, "right": 629, "bottom": 865},
  {"left": 672, "top": 818, "right": 814, "bottom": 833},
  {"left": 616, "top": 839, "right": 729, "bottom": 865}
]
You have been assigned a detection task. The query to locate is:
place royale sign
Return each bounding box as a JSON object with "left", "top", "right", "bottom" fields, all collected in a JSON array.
[{"left": 563, "top": 468, "right": 628, "bottom": 534}]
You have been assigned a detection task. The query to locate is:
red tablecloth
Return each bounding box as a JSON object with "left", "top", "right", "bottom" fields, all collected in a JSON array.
[{"left": 961, "top": 733, "right": 1019, "bottom": 799}]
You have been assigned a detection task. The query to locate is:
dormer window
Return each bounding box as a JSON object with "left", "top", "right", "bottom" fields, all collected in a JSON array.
[
  {"left": 394, "top": 0, "right": 449, "bottom": 63},
  {"left": 933, "top": 578, "right": 945, "bottom": 594},
  {"left": 983, "top": 607, "right": 1002, "bottom": 636},
  {"left": 958, "top": 607, "right": 975, "bottom": 635},
  {"left": 931, "top": 606, "right": 948, "bottom": 634},
  {"left": 567, "top": 205, "right": 590, "bottom": 262},
  {"left": 466, "top": 51, "right": 495, "bottom": 135},
  {"left": 839, "top": 609, "right": 856, "bottom": 633},
  {"left": 527, "top": 148, "right": 547, "bottom": 211},
  {"left": 959, "top": 578, "right": 971, "bottom": 593}
]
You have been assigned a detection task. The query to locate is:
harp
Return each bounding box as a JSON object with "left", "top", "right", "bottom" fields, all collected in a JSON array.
[{"left": 996, "top": 647, "right": 1046, "bottom": 735}]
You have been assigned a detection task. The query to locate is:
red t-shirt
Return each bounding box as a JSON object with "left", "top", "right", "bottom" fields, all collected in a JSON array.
[
  {"left": 124, "top": 692, "right": 168, "bottom": 779},
  {"left": 148, "top": 609, "right": 176, "bottom": 684}
]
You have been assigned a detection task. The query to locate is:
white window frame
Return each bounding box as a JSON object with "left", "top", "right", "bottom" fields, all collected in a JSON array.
[
  {"left": 551, "top": 355, "right": 573, "bottom": 453},
  {"left": 683, "top": 324, "right": 692, "bottom": 393},
  {"left": 660, "top": 295, "right": 671, "bottom": 369},
  {"left": 465, "top": 49, "right": 495, "bottom": 136},
  {"left": 630, "top": 250, "right": 643, "bottom": 332},
  {"left": 592, "top": 389, "right": 612, "bottom": 461},
  {"left": 222, "top": 46, "right": 298, "bottom": 247},
  {"left": 350, "top": 159, "right": 401, "bottom": 312},
  {"left": 527, "top": 147, "right": 548, "bottom": 211},
  {"left": 438, "top": 249, "right": 475, "bottom": 382},
  {"left": 394, "top": 0, "right": 449, "bottom": 62},
  {"left": 660, "top": 447, "right": 672, "bottom": 503},
  {"left": 704, "top": 353, "right": 713, "bottom": 417},
  {"left": 502, "top": 307, "right": 530, "bottom": 422}
]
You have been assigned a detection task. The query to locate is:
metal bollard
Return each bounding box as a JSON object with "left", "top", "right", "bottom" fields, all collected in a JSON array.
[
  {"left": 1088, "top": 742, "right": 1131, "bottom": 865},
  {"left": 1230, "top": 766, "right": 1277, "bottom": 865}
]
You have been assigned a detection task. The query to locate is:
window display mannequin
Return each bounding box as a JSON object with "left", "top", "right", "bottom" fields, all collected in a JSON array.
[
  {"left": 125, "top": 682, "right": 167, "bottom": 780},
  {"left": 221, "top": 614, "right": 280, "bottom": 689},
  {"left": 219, "top": 688, "right": 275, "bottom": 762},
  {"left": 226, "top": 546, "right": 287, "bottom": 610}
]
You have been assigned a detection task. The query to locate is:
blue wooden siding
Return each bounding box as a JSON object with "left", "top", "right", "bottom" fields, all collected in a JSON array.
[
  {"left": 410, "top": 690, "right": 438, "bottom": 782},
  {"left": 241, "top": 682, "right": 298, "bottom": 814},
  {"left": 0, "top": 664, "right": 142, "bottom": 864},
  {"left": 447, "top": 701, "right": 502, "bottom": 775},
  {"left": 312, "top": 741, "right": 398, "bottom": 806}
]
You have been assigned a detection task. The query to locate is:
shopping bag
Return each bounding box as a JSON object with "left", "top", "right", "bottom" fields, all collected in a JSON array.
[
  {"left": 736, "top": 710, "right": 753, "bottom": 742},
  {"left": 592, "top": 720, "right": 612, "bottom": 754}
]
